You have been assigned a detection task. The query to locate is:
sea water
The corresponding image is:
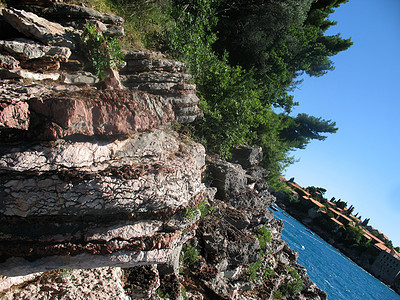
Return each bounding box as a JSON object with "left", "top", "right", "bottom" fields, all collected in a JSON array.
[{"left": 272, "top": 207, "right": 400, "bottom": 300}]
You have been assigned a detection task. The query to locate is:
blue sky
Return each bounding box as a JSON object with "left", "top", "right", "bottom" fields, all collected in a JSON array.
[{"left": 285, "top": 0, "right": 400, "bottom": 247}]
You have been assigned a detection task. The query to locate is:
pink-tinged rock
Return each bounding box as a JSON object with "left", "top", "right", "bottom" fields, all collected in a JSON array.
[
  {"left": 29, "top": 89, "right": 175, "bottom": 139},
  {"left": 103, "top": 68, "right": 123, "bottom": 90},
  {"left": 0, "top": 101, "right": 29, "bottom": 130}
]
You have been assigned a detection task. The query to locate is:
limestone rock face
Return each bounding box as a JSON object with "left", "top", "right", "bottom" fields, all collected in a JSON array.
[
  {"left": 0, "top": 39, "right": 71, "bottom": 61},
  {"left": 2, "top": 8, "right": 76, "bottom": 49},
  {"left": 0, "top": 128, "right": 208, "bottom": 276},
  {"left": 121, "top": 50, "right": 203, "bottom": 123},
  {"left": 0, "top": 3, "right": 206, "bottom": 282},
  {"left": 24, "top": 3, "right": 125, "bottom": 37},
  {"left": 0, "top": 267, "right": 129, "bottom": 299}
]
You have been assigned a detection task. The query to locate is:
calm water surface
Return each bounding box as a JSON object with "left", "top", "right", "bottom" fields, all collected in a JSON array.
[{"left": 272, "top": 207, "right": 400, "bottom": 300}]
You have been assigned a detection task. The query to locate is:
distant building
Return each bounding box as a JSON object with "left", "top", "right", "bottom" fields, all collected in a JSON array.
[{"left": 371, "top": 247, "right": 400, "bottom": 286}]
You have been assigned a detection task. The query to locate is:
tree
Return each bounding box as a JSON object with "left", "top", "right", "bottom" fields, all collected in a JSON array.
[
  {"left": 345, "top": 225, "right": 364, "bottom": 245},
  {"left": 280, "top": 113, "right": 338, "bottom": 149},
  {"left": 385, "top": 240, "right": 394, "bottom": 249},
  {"left": 307, "top": 186, "right": 327, "bottom": 197},
  {"left": 336, "top": 199, "right": 347, "bottom": 209},
  {"left": 361, "top": 218, "right": 370, "bottom": 227}
]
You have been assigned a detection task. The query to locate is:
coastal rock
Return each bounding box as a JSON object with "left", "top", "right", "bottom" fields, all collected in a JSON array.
[
  {"left": 0, "top": 100, "right": 29, "bottom": 130},
  {"left": 123, "top": 265, "right": 160, "bottom": 299},
  {"left": 0, "top": 68, "right": 60, "bottom": 80},
  {"left": 207, "top": 157, "right": 247, "bottom": 200},
  {"left": 2, "top": 8, "right": 76, "bottom": 49},
  {"left": 229, "top": 145, "right": 263, "bottom": 169},
  {"left": 60, "top": 71, "right": 99, "bottom": 86},
  {"left": 0, "top": 267, "right": 129, "bottom": 299},
  {"left": 0, "top": 128, "right": 208, "bottom": 276}
]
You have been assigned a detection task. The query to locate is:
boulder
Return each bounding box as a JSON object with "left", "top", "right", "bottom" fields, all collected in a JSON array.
[
  {"left": 229, "top": 145, "right": 263, "bottom": 169},
  {"left": 207, "top": 157, "right": 247, "bottom": 200},
  {"left": 2, "top": 8, "right": 76, "bottom": 49}
]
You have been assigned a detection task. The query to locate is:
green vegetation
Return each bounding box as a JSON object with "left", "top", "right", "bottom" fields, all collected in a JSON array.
[
  {"left": 263, "top": 268, "right": 275, "bottom": 280},
  {"left": 247, "top": 260, "right": 263, "bottom": 281},
  {"left": 159, "top": 0, "right": 348, "bottom": 185},
  {"left": 257, "top": 227, "right": 272, "bottom": 250},
  {"left": 155, "top": 288, "right": 170, "bottom": 299},
  {"left": 184, "top": 205, "right": 199, "bottom": 221},
  {"left": 79, "top": 24, "right": 125, "bottom": 79},
  {"left": 180, "top": 244, "right": 199, "bottom": 267},
  {"left": 280, "top": 266, "right": 303, "bottom": 295},
  {"left": 273, "top": 289, "right": 283, "bottom": 299},
  {"left": 72, "top": 0, "right": 351, "bottom": 184},
  {"left": 198, "top": 200, "right": 213, "bottom": 217},
  {"left": 181, "top": 286, "right": 188, "bottom": 300}
]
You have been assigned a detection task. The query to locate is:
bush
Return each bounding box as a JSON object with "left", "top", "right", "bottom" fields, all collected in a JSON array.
[
  {"left": 79, "top": 24, "right": 125, "bottom": 79},
  {"left": 257, "top": 227, "right": 272, "bottom": 250},
  {"left": 181, "top": 244, "right": 199, "bottom": 267},
  {"left": 280, "top": 266, "right": 303, "bottom": 295}
]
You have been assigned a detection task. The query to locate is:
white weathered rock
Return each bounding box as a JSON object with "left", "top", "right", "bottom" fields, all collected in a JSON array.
[
  {"left": 0, "top": 68, "right": 60, "bottom": 80},
  {"left": 0, "top": 39, "right": 71, "bottom": 61},
  {"left": 0, "top": 267, "right": 129, "bottom": 299},
  {"left": 0, "top": 130, "right": 182, "bottom": 173},
  {"left": 61, "top": 71, "right": 99, "bottom": 85},
  {"left": 0, "top": 243, "right": 187, "bottom": 277},
  {"left": 85, "top": 221, "right": 164, "bottom": 242},
  {"left": 2, "top": 8, "right": 76, "bottom": 49}
]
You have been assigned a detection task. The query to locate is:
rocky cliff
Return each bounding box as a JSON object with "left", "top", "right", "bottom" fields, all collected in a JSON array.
[{"left": 0, "top": 2, "right": 326, "bottom": 299}]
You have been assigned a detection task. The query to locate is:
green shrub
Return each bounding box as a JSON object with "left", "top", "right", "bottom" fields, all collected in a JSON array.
[
  {"left": 198, "top": 200, "right": 213, "bottom": 217},
  {"left": 273, "top": 289, "right": 283, "bottom": 299},
  {"left": 257, "top": 227, "right": 272, "bottom": 250},
  {"left": 79, "top": 24, "right": 125, "bottom": 80},
  {"left": 181, "top": 244, "right": 199, "bottom": 266},
  {"left": 185, "top": 206, "right": 199, "bottom": 221},
  {"left": 263, "top": 267, "right": 275, "bottom": 280},
  {"left": 247, "top": 260, "right": 263, "bottom": 281},
  {"left": 280, "top": 266, "right": 303, "bottom": 295}
]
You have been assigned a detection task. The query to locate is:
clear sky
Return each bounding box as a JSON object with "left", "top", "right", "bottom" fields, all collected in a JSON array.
[{"left": 285, "top": 0, "right": 400, "bottom": 247}]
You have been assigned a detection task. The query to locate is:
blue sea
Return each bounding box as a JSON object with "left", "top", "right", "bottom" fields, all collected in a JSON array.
[{"left": 272, "top": 207, "right": 400, "bottom": 300}]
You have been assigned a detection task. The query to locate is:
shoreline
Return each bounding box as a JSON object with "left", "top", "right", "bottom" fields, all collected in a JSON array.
[{"left": 275, "top": 201, "right": 400, "bottom": 296}]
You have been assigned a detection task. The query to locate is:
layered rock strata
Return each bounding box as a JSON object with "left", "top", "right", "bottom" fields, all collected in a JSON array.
[
  {"left": 120, "top": 50, "right": 203, "bottom": 123},
  {"left": 0, "top": 0, "right": 206, "bottom": 283},
  {"left": 0, "top": 3, "right": 326, "bottom": 299}
]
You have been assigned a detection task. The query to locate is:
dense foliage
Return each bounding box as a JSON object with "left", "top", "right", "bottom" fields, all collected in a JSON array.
[
  {"left": 160, "top": 0, "right": 350, "bottom": 186},
  {"left": 74, "top": 0, "right": 352, "bottom": 187}
]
